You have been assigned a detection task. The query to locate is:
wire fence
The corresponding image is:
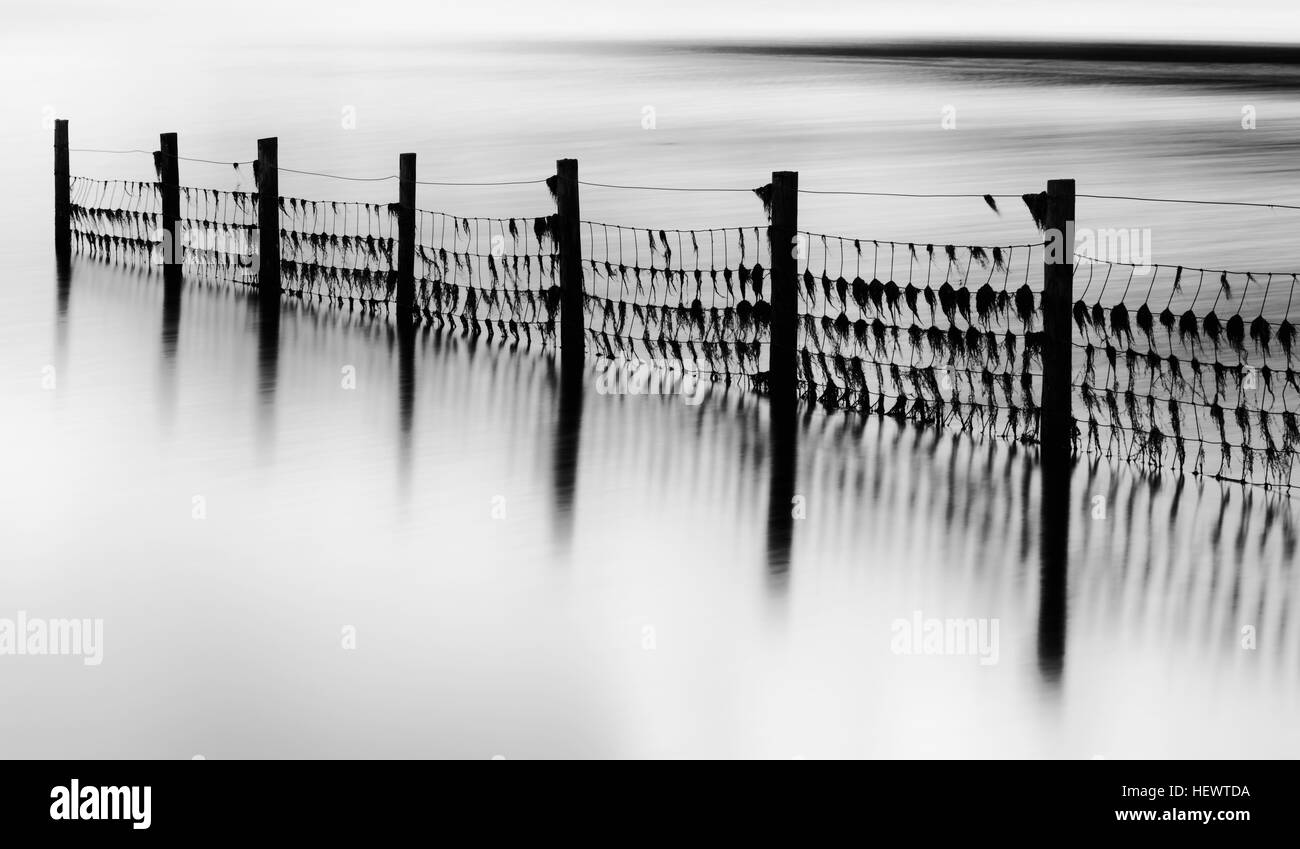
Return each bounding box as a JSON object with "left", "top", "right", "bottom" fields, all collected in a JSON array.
[
  {"left": 794, "top": 235, "right": 1047, "bottom": 444},
  {"left": 416, "top": 212, "right": 561, "bottom": 344},
  {"left": 580, "top": 222, "right": 772, "bottom": 391},
  {"left": 59, "top": 151, "right": 1300, "bottom": 492},
  {"left": 69, "top": 177, "right": 162, "bottom": 262},
  {"left": 1072, "top": 256, "right": 1299, "bottom": 488}
]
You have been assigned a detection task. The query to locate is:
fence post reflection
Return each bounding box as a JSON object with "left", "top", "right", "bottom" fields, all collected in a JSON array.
[
  {"left": 765, "top": 403, "right": 798, "bottom": 583},
  {"left": 551, "top": 364, "right": 584, "bottom": 552},
  {"left": 396, "top": 311, "right": 417, "bottom": 498},
  {"left": 255, "top": 297, "right": 280, "bottom": 455}
]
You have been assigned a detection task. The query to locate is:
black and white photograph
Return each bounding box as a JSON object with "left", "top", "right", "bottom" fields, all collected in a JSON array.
[{"left": 0, "top": 0, "right": 1294, "bottom": 825}]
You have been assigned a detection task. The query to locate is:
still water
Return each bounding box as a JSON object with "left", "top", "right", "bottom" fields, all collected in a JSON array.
[{"left": 1, "top": 38, "right": 1298, "bottom": 757}]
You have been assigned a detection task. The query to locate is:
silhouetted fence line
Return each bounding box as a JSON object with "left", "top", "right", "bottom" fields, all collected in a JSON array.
[
  {"left": 1071, "top": 253, "right": 1299, "bottom": 487},
  {"left": 53, "top": 121, "right": 1300, "bottom": 491}
]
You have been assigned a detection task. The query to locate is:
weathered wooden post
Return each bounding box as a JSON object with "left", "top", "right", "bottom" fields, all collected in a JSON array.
[
  {"left": 159, "top": 133, "right": 183, "bottom": 406},
  {"left": 1038, "top": 178, "right": 1074, "bottom": 682},
  {"left": 397, "top": 152, "right": 416, "bottom": 314},
  {"left": 1040, "top": 178, "right": 1075, "bottom": 476},
  {"left": 768, "top": 171, "right": 799, "bottom": 418},
  {"left": 159, "top": 132, "right": 182, "bottom": 286},
  {"left": 554, "top": 158, "right": 584, "bottom": 383},
  {"left": 765, "top": 171, "right": 799, "bottom": 580},
  {"left": 54, "top": 119, "right": 70, "bottom": 260},
  {"left": 257, "top": 137, "right": 280, "bottom": 300}
]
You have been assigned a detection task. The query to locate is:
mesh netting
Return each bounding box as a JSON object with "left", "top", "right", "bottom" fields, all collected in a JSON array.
[
  {"left": 580, "top": 222, "right": 772, "bottom": 390},
  {"left": 414, "top": 211, "right": 560, "bottom": 345},
  {"left": 181, "top": 186, "right": 258, "bottom": 277},
  {"left": 69, "top": 177, "right": 162, "bottom": 262},
  {"left": 276, "top": 195, "right": 395, "bottom": 303},
  {"left": 795, "top": 233, "right": 1048, "bottom": 444},
  {"left": 1072, "top": 256, "right": 1299, "bottom": 487}
]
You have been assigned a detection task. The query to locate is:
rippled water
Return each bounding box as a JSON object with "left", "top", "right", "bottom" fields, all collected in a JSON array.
[{"left": 2, "top": 38, "right": 1298, "bottom": 757}]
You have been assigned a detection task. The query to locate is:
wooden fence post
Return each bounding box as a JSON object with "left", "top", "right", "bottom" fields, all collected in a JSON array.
[
  {"left": 257, "top": 137, "right": 280, "bottom": 300},
  {"left": 159, "top": 132, "right": 182, "bottom": 286},
  {"left": 555, "top": 158, "right": 583, "bottom": 383},
  {"left": 1041, "top": 178, "right": 1075, "bottom": 476},
  {"left": 765, "top": 170, "right": 800, "bottom": 576},
  {"left": 768, "top": 171, "right": 799, "bottom": 419},
  {"left": 54, "top": 119, "right": 70, "bottom": 260},
  {"left": 1038, "top": 178, "right": 1074, "bottom": 683},
  {"left": 397, "top": 152, "right": 416, "bottom": 314}
]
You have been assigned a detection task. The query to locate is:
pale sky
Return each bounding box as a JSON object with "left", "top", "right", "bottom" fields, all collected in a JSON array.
[{"left": 8, "top": 0, "right": 1300, "bottom": 43}]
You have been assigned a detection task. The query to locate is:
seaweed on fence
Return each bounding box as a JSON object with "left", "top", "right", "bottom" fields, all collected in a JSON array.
[
  {"left": 1072, "top": 255, "right": 1298, "bottom": 487},
  {"left": 68, "top": 177, "right": 164, "bottom": 263},
  {"left": 791, "top": 229, "right": 1046, "bottom": 445},
  {"left": 579, "top": 221, "right": 770, "bottom": 391},
  {"left": 63, "top": 169, "right": 1299, "bottom": 490},
  {"left": 412, "top": 210, "right": 559, "bottom": 345}
]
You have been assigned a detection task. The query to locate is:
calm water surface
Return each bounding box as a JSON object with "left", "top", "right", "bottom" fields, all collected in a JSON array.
[{"left": 1, "top": 38, "right": 1298, "bottom": 757}]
